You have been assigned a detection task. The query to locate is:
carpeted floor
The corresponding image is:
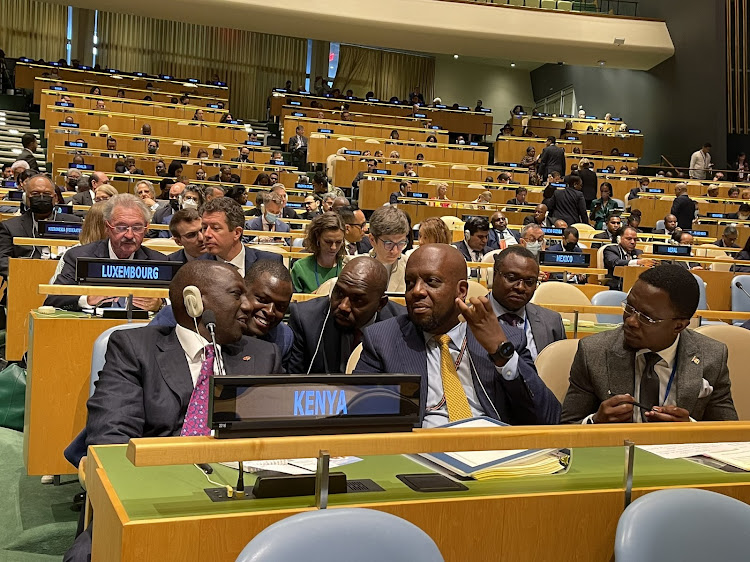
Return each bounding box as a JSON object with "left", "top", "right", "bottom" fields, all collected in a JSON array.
[{"left": 0, "top": 427, "right": 80, "bottom": 561}]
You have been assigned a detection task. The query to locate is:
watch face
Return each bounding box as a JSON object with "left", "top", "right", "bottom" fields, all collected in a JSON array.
[{"left": 500, "top": 341, "right": 515, "bottom": 358}]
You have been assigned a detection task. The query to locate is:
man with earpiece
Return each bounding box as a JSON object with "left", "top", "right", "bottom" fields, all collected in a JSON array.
[
  {"left": 64, "top": 260, "right": 282, "bottom": 562},
  {"left": 355, "top": 244, "right": 560, "bottom": 427},
  {"left": 0, "top": 174, "right": 81, "bottom": 281},
  {"left": 287, "top": 257, "right": 405, "bottom": 374},
  {"left": 199, "top": 197, "right": 282, "bottom": 275},
  {"left": 452, "top": 216, "right": 491, "bottom": 263}
]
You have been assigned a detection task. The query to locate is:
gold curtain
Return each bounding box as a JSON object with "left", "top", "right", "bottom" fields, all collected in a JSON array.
[
  {"left": 333, "top": 45, "right": 434, "bottom": 102},
  {"left": 97, "top": 12, "right": 306, "bottom": 120},
  {"left": 0, "top": 0, "right": 67, "bottom": 62}
]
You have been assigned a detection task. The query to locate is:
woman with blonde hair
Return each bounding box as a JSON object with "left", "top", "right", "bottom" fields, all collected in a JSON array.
[
  {"left": 431, "top": 182, "right": 451, "bottom": 208},
  {"left": 94, "top": 184, "right": 118, "bottom": 202},
  {"left": 291, "top": 212, "right": 346, "bottom": 293},
  {"left": 417, "top": 217, "right": 451, "bottom": 245}
]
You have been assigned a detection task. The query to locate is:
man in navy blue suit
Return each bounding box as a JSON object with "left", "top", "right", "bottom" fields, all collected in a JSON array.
[
  {"left": 198, "top": 196, "right": 281, "bottom": 275},
  {"left": 355, "top": 244, "right": 560, "bottom": 426}
]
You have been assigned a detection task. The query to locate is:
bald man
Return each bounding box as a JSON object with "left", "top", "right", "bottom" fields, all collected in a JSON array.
[
  {"left": 523, "top": 203, "right": 554, "bottom": 227},
  {"left": 287, "top": 257, "right": 406, "bottom": 373},
  {"left": 355, "top": 244, "right": 560, "bottom": 427}
]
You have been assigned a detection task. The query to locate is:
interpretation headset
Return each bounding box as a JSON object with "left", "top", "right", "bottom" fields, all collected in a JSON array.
[{"left": 183, "top": 285, "right": 204, "bottom": 318}]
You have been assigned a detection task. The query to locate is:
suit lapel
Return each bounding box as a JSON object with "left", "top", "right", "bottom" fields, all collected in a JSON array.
[
  {"left": 525, "top": 304, "right": 548, "bottom": 352},
  {"left": 155, "top": 330, "right": 194, "bottom": 409},
  {"left": 396, "top": 319, "right": 430, "bottom": 406},
  {"left": 607, "top": 328, "right": 636, "bottom": 396},
  {"left": 20, "top": 212, "right": 34, "bottom": 237},
  {"left": 673, "top": 331, "right": 702, "bottom": 414}
]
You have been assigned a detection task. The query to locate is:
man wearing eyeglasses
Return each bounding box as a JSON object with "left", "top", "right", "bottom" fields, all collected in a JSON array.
[
  {"left": 44, "top": 193, "right": 167, "bottom": 312},
  {"left": 562, "top": 264, "right": 737, "bottom": 424},
  {"left": 490, "top": 246, "right": 565, "bottom": 360},
  {"left": 357, "top": 205, "right": 409, "bottom": 293},
  {"left": 337, "top": 206, "right": 372, "bottom": 256}
]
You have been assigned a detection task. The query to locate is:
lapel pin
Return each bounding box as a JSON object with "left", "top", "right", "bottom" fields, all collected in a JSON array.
[
  {"left": 691, "top": 356, "right": 700, "bottom": 365},
  {"left": 242, "top": 356, "right": 252, "bottom": 361}
]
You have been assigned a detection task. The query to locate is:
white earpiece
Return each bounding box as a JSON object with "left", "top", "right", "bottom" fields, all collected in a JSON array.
[{"left": 183, "top": 285, "right": 203, "bottom": 318}]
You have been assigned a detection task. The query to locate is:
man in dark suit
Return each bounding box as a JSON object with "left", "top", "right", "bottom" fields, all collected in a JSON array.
[
  {"left": 19, "top": 132, "right": 40, "bottom": 172},
  {"left": 671, "top": 183, "right": 696, "bottom": 230},
  {"left": 652, "top": 214, "right": 678, "bottom": 236},
  {"left": 537, "top": 136, "right": 565, "bottom": 180},
  {"left": 389, "top": 181, "right": 411, "bottom": 205},
  {"left": 523, "top": 203, "right": 554, "bottom": 227},
  {"left": 151, "top": 181, "right": 185, "bottom": 237},
  {"left": 591, "top": 213, "right": 622, "bottom": 249},
  {"left": 231, "top": 146, "right": 253, "bottom": 163},
  {"left": 488, "top": 211, "right": 520, "bottom": 250},
  {"left": 453, "top": 216, "right": 491, "bottom": 264},
  {"left": 355, "top": 244, "right": 560, "bottom": 426},
  {"left": 547, "top": 174, "right": 589, "bottom": 227},
  {"left": 351, "top": 159, "right": 378, "bottom": 197},
  {"left": 69, "top": 171, "right": 109, "bottom": 212},
  {"left": 577, "top": 159, "right": 598, "bottom": 207},
  {"left": 199, "top": 196, "right": 282, "bottom": 276},
  {"left": 562, "top": 265, "right": 737, "bottom": 423},
  {"left": 44, "top": 193, "right": 167, "bottom": 311},
  {"left": 338, "top": 206, "right": 372, "bottom": 255},
  {"left": 505, "top": 186, "right": 529, "bottom": 207},
  {"left": 287, "top": 257, "right": 405, "bottom": 373},
  {"left": 670, "top": 231, "right": 703, "bottom": 270},
  {"left": 288, "top": 125, "right": 308, "bottom": 170},
  {"left": 0, "top": 175, "right": 82, "bottom": 279},
  {"left": 715, "top": 225, "right": 739, "bottom": 248},
  {"left": 63, "top": 260, "right": 283, "bottom": 562},
  {"left": 603, "top": 226, "right": 654, "bottom": 290},
  {"left": 491, "top": 246, "right": 566, "bottom": 360},
  {"left": 243, "top": 191, "right": 291, "bottom": 244},
  {"left": 164, "top": 208, "right": 206, "bottom": 264},
  {"left": 207, "top": 165, "right": 240, "bottom": 183}
]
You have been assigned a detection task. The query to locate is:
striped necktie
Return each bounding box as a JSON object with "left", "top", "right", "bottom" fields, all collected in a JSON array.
[{"left": 436, "top": 334, "right": 472, "bottom": 422}]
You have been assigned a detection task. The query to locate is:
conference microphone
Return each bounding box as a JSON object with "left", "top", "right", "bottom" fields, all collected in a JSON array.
[
  {"left": 735, "top": 281, "right": 750, "bottom": 302},
  {"left": 202, "top": 310, "right": 226, "bottom": 377}
]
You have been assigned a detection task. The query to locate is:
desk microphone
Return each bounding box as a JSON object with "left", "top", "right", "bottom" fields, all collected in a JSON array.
[
  {"left": 202, "top": 310, "right": 226, "bottom": 377},
  {"left": 735, "top": 281, "right": 750, "bottom": 302}
]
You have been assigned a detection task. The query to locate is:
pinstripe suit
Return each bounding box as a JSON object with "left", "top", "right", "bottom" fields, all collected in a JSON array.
[{"left": 354, "top": 315, "right": 561, "bottom": 425}]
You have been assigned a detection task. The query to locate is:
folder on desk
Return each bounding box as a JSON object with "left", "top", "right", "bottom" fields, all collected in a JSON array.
[{"left": 419, "top": 418, "right": 570, "bottom": 480}]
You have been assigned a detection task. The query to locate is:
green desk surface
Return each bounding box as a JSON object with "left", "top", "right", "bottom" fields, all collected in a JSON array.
[{"left": 92, "top": 445, "right": 750, "bottom": 522}]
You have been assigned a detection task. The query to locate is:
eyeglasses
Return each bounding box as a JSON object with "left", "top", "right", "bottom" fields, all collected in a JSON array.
[
  {"left": 499, "top": 272, "right": 538, "bottom": 289},
  {"left": 348, "top": 222, "right": 367, "bottom": 230},
  {"left": 107, "top": 223, "right": 146, "bottom": 234},
  {"left": 378, "top": 239, "right": 408, "bottom": 251},
  {"left": 621, "top": 301, "right": 676, "bottom": 326}
]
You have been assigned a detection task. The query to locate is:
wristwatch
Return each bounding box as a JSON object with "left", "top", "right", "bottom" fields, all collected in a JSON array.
[{"left": 489, "top": 341, "right": 515, "bottom": 363}]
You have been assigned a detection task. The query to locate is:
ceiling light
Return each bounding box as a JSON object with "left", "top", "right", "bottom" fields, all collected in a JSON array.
[
  {"left": 453, "top": 54, "right": 459, "bottom": 59},
  {"left": 510, "top": 63, "right": 516, "bottom": 68}
]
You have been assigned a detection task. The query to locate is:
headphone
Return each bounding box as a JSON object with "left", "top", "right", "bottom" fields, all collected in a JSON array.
[{"left": 183, "top": 285, "right": 203, "bottom": 318}]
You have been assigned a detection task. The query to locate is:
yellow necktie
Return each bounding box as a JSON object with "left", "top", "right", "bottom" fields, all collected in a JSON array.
[{"left": 437, "top": 334, "right": 472, "bottom": 421}]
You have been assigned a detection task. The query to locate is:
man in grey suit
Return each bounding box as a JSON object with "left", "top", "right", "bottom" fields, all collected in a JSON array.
[
  {"left": 64, "top": 260, "right": 282, "bottom": 562},
  {"left": 490, "top": 246, "right": 566, "bottom": 360},
  {"left": 561, "top": 265, "right": 737, "bottom": 424}
]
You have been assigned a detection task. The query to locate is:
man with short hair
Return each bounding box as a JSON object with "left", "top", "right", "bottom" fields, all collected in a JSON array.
[
  {"left": 355, "top": 244, "right": 560, "bottom": 426},
  {"left": 716, "top": 225, "right": 739, "bottom": 248},
  {"left": 671, "top": 183, "right": 697, "bottom": 230},
  {"left": 19, "top": 132, "right": 39, "bottom": 172},
  {"left": 537, "top": 136, "right": 566, "bottom": 180},
  {"left": 689, "top": 142, "right": 713, "bottom": 180},
  {"left": 338, "top": 206, "right": 372, "bottom": 255},
  {"left": 453, "top": 215, "right": 490, "bottom": 263},
  {"left": 0, "top": 175, "right": 82, "bottom": 279},
  {"left": 69, "top": 171, "right": 108, "bottom": 216},
  {"left": 488, "top": 211, "right": 520, "bottom": 250},
  {"left": 592, "top": 213, "right": 622, "bottom": 249},
  {"left": 506, "top": 186, "right": 528, "bottom": 206},
  {"left": 548, "top": 174, "right": 589, "bottom": 227},
  {"left": 165, "top": 208, "right": 206, "bottom": 263},
  {"left": 523, "top": 203, "right": 554, "bottom": 227},
  {"left": 671, "top": 231, "right": 703, "bottom": 270},
  {"left": 270, "top": 183, "right": 297, "bottom": 219},
  {"left": 204, "top": 185, "right": 224, "bottom": 201},
  {"left": 244, "top": 191, "right": 291, "bottom": 244},
  {"left": 45, "top": 193, "right": 167, "bottom": 311},
  {"left": 351, "top": 160, "right": 378, "bottom": 198},
  {"left": 603, "top": 226, "right": 655, "bottom": 290},
  {"left": 152, "top": 181, "right": 186, "bottom": 235},
  {"left": 232, "top": 146, "right": 252, "bottom": 163},
  {"left": 518, "top": 223, "right": 545, "bottom": 257},
  {"left": 653, "top": 214, "right": 678, "bottom": 235},
  {"left": 287, "top": 257, "right": 405, "bottom": 373},
  {"left": 208, "top": 165, "right": 240, "bottom": 183},
  {"left": 288, "top": 125, "right": 308, "bottom": 170},
  {"left": 562, "top": 265, "right": 737, "bottom": 423},
  {"left": 491, "top": 246, "right": 566, "bottom": 360},
  {"left": 102, "top": 137, "right": 121, "bottom": 158},
  {"left": 331, "top": 196, "right": 349, "bottom": 211},
  {"left": 389, "top": 181, "right": 411, "bottom": 205},
  {"left": 302, "top": 194, "right": 322, "bottom": 220},
  {"left": 396, "top": 162, "right": 418, "bottom": 179},
  {"left": 199, "top": 197, "right": 282, "bottom": 276},
  {"left": 548, "top": 227, "right": 586, "bottom": 283},
  {"left": 155, "top": 160, "right": 167, "bottom": 177}
]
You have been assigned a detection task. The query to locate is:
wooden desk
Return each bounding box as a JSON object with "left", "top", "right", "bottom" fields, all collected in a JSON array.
[
  {"left": 24, "top": 312, "right": 134, "bottom": 476},
  {"left": 283, "top": 116, "right": 448, "bottom": 144}
]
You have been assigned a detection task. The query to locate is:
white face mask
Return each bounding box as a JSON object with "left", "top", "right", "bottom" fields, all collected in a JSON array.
[
  {"left": 182, "top": 199, "right": 198, "bottom": 209},
  {"left": 525, "top": 241, "right": 542, "bottom": 256},
  {"left": 457, "top": 139, "right": 466, "bottom": 145}
]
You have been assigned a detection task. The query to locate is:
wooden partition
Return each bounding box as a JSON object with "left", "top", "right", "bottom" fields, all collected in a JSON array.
[
  {"left": 281, "top": 104, "right": 428, "bottom": 127},
  {"left": 493, "top": 136, "right": 638, "bottom": 171},
  {"left": 283, "top": 116, "right": 448, "bottom": 144}
]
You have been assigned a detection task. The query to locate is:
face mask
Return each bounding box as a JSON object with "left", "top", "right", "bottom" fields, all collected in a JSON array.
[
  {"left": 564, "top": 242, "right": 577, "bottom": 252},
  {"left": 525, "top": 241, "right": 542, "bottom": 256},
  {"left": 169, "top": 198, "right": 180, "bottom": 211},
  {"left": 457, "top": 139, "right": 466, "bottom": 145},
  {"left": 182, "top": 199, "right": 198, "bottom": 209},
  {"left": 67, "top": 177, "right": 79, "bottom": 188},
  {"left": 147, "top": 146, "right": 157, "bottom": 154},
  {"left": 29, "top": 194, "right": 54, "bottom": 215},
  {"left": 265, "top": 212, "right": 278, "bottom": 224}
]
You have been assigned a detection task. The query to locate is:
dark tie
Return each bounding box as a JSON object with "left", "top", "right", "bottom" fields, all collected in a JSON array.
[
  {"left": 499, "top": 313, "right": 523, "bottom": 328},
  {"left": 347, "top": 243, "right": 357, "bottom": 255},
  {"left": 640, "top": 352, "right": 661, "bottom": 422}
]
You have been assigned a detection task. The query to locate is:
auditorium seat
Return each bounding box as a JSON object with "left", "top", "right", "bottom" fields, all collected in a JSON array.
[
  {"left": 235, "top": 508, "right": 444, "bottom": 562},
  {"left": 590, "top": 290, "right": 626, "bottom": 323},
  {"left": 314, "top": 277, "right": 338, "bottom": 296},
  {"left": 481, "top": 249, "right": 502, "bottom": 287},
  {"left": 596, "top": 243, "right": 615, "bottom": 269},
  {"left": 571, "top": 223, "right": 595, "bottom": 232},
  {"left": 531, "top": 281, "right": 596, "bottom": 322},
  {"left": 534, "top": 339, "right": 578, "bottom": 403},
  {"left": 557, "top": 0, "right": 573, "bottom": 10},
  {"left": 541, "top": 0, "right": 557, "bottom": 8},
  {"left": 731, "top": 275, "right": 750, "bottom": 322}
]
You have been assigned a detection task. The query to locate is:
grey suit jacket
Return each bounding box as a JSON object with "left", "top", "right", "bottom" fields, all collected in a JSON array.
[
  {"left": 525, "top": 302, "right": 566, "bottom": 355},
  {"left": 85, "top": 326, "right": 282, "bottom": 446},
  {"left": 561, "top": 326, "right": 738, "bottom": 423}
]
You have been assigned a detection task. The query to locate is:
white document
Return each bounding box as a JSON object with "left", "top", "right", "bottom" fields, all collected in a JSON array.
[
  {"left": 221, "top": 456, "right": 362, "bottom": 475},
  {"left": 638, "top": 442, "right": 743, "bottom": 460}
]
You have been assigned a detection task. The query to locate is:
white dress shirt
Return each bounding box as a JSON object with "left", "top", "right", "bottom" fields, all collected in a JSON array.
[
  {"left": 224, "top": 245, "right": 246, "bottom": 277},
  {"left": 78, "top": 240, "right": 134, "bottom": 309},
  {"left": 422, "top": 321, "right": 518, "bottom": 428},
  {"left": 491, "top": 295, "right": 538, "bottom": 360},
  {"left": 175, "top": 324, "right": 221, "bottom": 386},
  {"left": 494, "top": 228, "right": 518, "bottom": 248}
]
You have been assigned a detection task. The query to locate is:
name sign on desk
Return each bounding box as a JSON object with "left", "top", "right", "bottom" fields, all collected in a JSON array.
[
  {"left": 407, "top": 192, "right": 428, "bottom": 199},
  {"left": 566, "top": 136, "right": 578, "bottom": 141},
  {"left": 539, "top": 251, "right": 590, "bottom": 267},
  {"left": 6, "top": 190, "right": 23, "bottom": 201},
  {"left": 289, "top": 100, "right": 301, "bottom": 106},
  {"left": 414, "top": 113, "right": 426, "bottom": 118},
  {"left": 372, "top": 169, "right": 389, "bottom": 175},
  {"left": 294, "top": 182, "right": 312, "bottom": 190},
  {"left": 69, "top": 163, "right": 94, "bottom": 170},
  {"left": 628, "top": 129, "right": 641, "bottom": 134},
  {"left": 207, "top": 104, "right": 221, "bottom": 109},
  {"left": 685, "top": 229, "right": 709, "bottom": 237},
  {"left": 209, "top": 374, "right": 422, "bottom": 438},
  {"left": 434, "top": 104, "right": 447, "bottom": 109},
  {"left": 652, "top": 244, "right": 691, "bottom": 257},
  {"left": 244, "top": 140, "right": 262, "bottom": 146},
  {"left": 645, "top": 188, "right": 664, "bottom": 194},
  {"left": 64, "top": 140, "right": 87, "bottom": 148},
  {"left": 621, "top": 152, "right": 633, "bottom": 157},
  {"left": 50, "top": 86, "right": 66, "bottom": 91},
  {"left": 58, "top": 122, "right": 79, "bottom": 128},
  {"left": 457, "top": 106, "right": 469, "bottom": 111},
  {"left": 343, "top": 150, "right": 361, "bottom": 155},
  {"left": 270, "top": 159, "right": 285, "bottom": 165},
  {"left": 480, "top": 108, "right": 492, "bottom": 113},
  {"left": 317, "top": 128, "right": 333, "bottom": 133},
  {"left": 38, "top": 221, "right": 83, "bottom": 239},
  {"left": 541, "top": 227, "right": 564, "bottom": 236},
  {"left": 430, "top": 125, "right": 441, "bottom": 129},
  {"left": 611, "top": 117, "right": 622, "bottom": 121},
  {"left": 55, "top": 101, "right": 73, "bottom": 107},
  {"left": 291, "top": 112, "right": 304, "bottom": 117},
  {"left": 75, "top": 258, "right": 182, "bottom": 287},
  {"left": 706, "top": 213, "right": 727, "bottom": 219}
]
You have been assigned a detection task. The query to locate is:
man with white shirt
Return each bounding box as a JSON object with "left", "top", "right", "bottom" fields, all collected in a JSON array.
[
  {"left": 69, "top": 171, "right": 108, "bottom": 208},
  {"left": 561, "top": 265, "right": 737, "bottom": 424},
  {"left": 487, "top": 211, "right": 519, "bottom": 250},
  {"left": 44, "top": 193, "right": 167, "bottom": 312},
  {"left": 64, "top": 260, "right": 282, "bottom": 562},
  {"left": 199, "top": 196, "right": 282, "bottom": 276},
  {"left": 355, "top": 244, "right": 560, "bottom": 427},
  {"left": 689, "top": 142, "right": 712, "bottom": 180}
]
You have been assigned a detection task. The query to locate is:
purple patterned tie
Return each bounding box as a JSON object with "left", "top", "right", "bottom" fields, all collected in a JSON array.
[
  {"left": 499, "top": 313, "right": 523, "bottom": 328},
  {"left": 180, "top": 345, "right": 215, "bottom": 436}
]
